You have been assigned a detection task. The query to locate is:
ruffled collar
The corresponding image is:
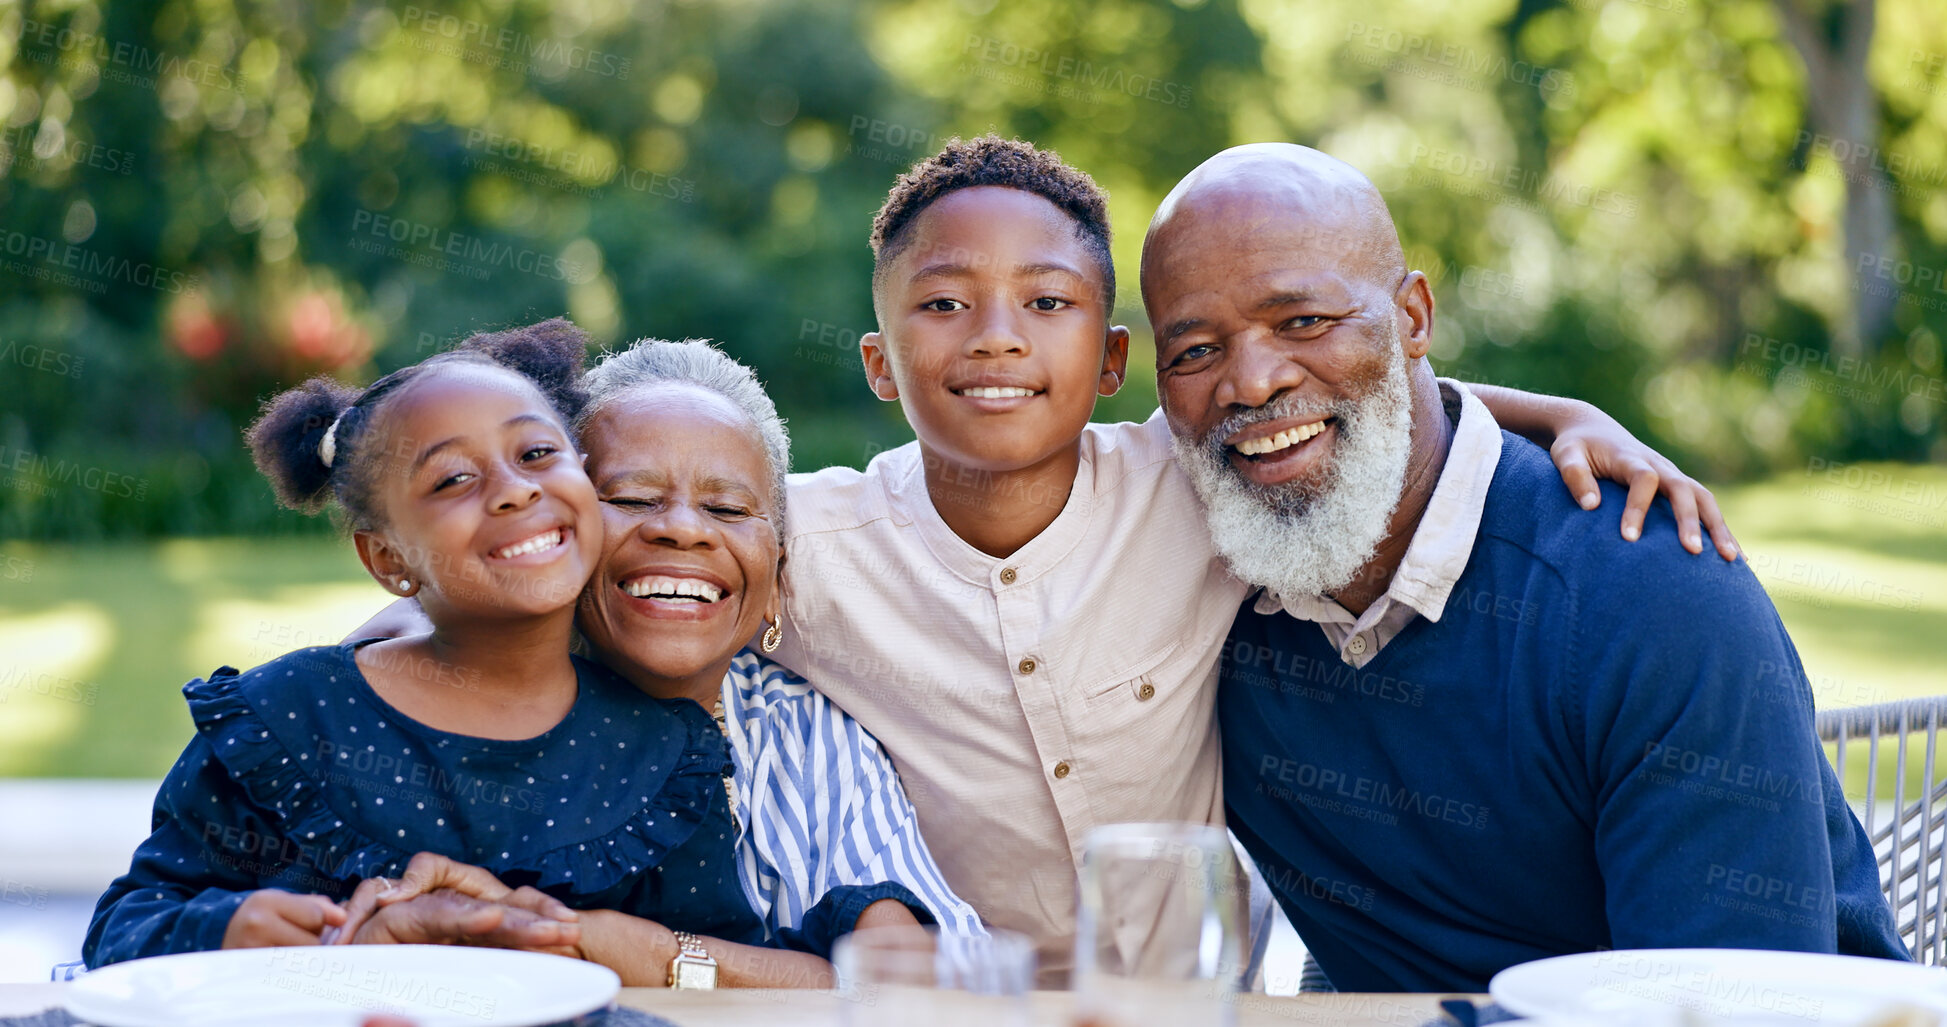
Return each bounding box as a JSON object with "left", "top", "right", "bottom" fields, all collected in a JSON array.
[{"left": 184, "top": 642, "right": 733, "bottom": 894}]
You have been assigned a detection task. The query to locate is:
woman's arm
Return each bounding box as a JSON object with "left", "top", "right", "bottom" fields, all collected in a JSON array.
[
  {"left": 579, "top": 895, "right": 918, "bottom": 987},
  {"left": 1468, "top": 382, "right": 1738, "bottom": 561},
  {"left": 576, "top": 908, "right": 844, "bottom": 988},
  {"left": 343, "top": 596, "right": 431, "bottom": 643}
]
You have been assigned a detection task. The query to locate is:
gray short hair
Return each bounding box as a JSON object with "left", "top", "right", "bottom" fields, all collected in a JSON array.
[{"left": 578, "top": 339, "right": 790, "bottom": 536}]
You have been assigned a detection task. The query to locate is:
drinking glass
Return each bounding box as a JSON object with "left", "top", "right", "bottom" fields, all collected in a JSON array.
[
  {"left": 835, "top": 925, "right": 1035, "bottom": 1027},
  {"left": 1074, "top": 822, "right": 1247, "bottom": 1027}
]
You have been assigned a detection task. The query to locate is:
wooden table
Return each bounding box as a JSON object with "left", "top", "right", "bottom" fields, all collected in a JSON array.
[
  {"left": 0, "top": 983, "right": 1464, "bottom": 1026},
  {"left": 617, "top": 988, "right": 1457, "bottom": 1025}
]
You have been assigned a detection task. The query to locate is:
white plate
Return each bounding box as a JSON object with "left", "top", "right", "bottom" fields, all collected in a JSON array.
[
  {"left": 1492, "top": 949, "right": 1947, "bottom": 1025},
  {"left": 66, "top": 946, "right": 620, "bottom": 1027}
]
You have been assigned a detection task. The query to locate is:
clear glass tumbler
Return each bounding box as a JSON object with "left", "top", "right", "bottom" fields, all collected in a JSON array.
[
  {"left": 835, "top": 924, "right": 1035, "bottom": 1027},
  {"left": 1074, "top": 822, "right": 1246, "bottom": 1027}
]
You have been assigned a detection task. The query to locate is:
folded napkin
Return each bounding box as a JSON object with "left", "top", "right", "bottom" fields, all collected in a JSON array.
[
  {"left": 0, "top": 1013, "right": 74, "bottom": 1027},
  {"left": 0, "top": 1006, "right": 679, "bottom": 1027},
  {"left": 1428, "top": 997, "right": 1525, "bottom": 1027}
]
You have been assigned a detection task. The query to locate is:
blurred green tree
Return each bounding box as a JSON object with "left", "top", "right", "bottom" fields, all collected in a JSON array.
[{"left": 1, "top": 0, "right": 1942, "bottom": 539}]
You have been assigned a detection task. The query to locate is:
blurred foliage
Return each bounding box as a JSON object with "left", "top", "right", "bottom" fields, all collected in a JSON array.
[{"left": 1, "top": 0, "right": 1944, "bottom": 539}]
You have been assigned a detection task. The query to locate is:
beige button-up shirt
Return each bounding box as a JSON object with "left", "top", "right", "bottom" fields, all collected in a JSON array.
[
  {"left": 774, "top": 410, "right": 1249, "bottom": 984},
  {"left": 1253, "top": 380, "right": 1503, "bottom": 666}
]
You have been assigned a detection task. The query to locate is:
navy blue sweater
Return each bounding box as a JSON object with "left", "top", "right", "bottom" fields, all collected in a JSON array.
[{"left": 1220, "top": 432, "right": 1905, "bottom": 993}]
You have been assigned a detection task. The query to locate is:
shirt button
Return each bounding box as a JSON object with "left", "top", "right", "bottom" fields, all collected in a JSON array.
[
  {"left": 1018, "top": 657, "right": 1037, "bottom": 675},
  {"left": 1347, "top": 635, "right": 1369, "bottom": 656},
  {"left": 1136, "top": 682, "right": 1156, "bottom": 701},
  {"left": 1053, "top": 761, "right": 1071, "bottom": 779},
  {"left": 999, "top": 567, "right": 1018, "bottom": 585}
]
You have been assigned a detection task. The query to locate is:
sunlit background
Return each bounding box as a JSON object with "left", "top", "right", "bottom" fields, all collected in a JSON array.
[{"left": 1, "top": 0, "right": 1945, "bottom": 985}]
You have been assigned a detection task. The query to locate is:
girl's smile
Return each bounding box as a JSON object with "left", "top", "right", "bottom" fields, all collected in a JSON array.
[{"left": 487, "top": 525, "right": 574, "bottom": 563}]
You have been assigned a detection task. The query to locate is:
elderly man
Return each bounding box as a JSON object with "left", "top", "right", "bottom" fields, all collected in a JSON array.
[{"left": 1140, "top": 143, "right": 1905, "bottom": 992}]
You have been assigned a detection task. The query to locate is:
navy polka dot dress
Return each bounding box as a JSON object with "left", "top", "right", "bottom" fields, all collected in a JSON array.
[{"left": 83, "top": 641, "right": 766, "bottom": 967}]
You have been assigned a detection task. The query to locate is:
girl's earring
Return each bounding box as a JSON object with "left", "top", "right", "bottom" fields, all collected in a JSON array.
[
  {"left": 397, "top": 578, "right": 413, "bottom": 594},
  {"left": 760, "top": 619, "right": 783, "bottom": 654}
]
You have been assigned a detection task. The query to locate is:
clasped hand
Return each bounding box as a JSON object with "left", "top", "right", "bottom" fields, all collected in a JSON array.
[
  {"left": 331, "top": 853, "right": 584, "bottom": 955},
  {"left": 220, "top": 853, "right": 585, "bottom": 955}
]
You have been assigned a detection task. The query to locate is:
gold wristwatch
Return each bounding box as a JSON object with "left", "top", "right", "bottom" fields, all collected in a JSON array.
[{"left": 667, "top": 931, "right": 718, "bottom": 989}]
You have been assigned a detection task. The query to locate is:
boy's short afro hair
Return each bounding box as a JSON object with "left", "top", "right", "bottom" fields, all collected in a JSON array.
[{"left": 869, "top": 135, "right": 1115, "bottom": 310}]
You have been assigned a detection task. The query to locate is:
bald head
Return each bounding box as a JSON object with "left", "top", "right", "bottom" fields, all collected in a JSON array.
[
  {"left": 1141, "top": 145, "right": 1439, "bottom": 610},
  {"left": 1139, "top": 141, "right": 1440, "bottom": 478},
  {"left": 1141, "top": 144, "right": 1406, "bottom": 303}
]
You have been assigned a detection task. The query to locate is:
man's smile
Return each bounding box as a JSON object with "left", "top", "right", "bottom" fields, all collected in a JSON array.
[
  {"left": 1225, "top": 418, "right": 1338, "bottom": 488},
  {"left": 1229, "top": 417, "right": 1333, "bottom": 457}
]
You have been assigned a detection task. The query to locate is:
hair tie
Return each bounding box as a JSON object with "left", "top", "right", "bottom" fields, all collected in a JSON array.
[{"left": 318, "top": 416, "right": 343, "bottom": 468}]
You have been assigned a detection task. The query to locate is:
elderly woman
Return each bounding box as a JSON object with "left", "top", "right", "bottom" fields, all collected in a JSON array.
[{"left": 336, "top": 336, "right": 982, "bottom": 987}]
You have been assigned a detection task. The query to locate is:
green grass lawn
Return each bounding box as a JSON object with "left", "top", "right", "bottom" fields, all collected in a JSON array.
[
  {"left": 1713, "top": 462, "right": 1947, "bottom": 707},
  {"left": 0, "top": 536, "right": 384, "bottom": 777},
  {"left": 2, "top": 463, "right": 1945, "bottom": 779}
]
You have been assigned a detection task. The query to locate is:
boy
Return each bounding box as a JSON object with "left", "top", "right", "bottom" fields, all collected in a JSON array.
[{"left": 771, "top": 135, "right": 1730, "bottom": 983}]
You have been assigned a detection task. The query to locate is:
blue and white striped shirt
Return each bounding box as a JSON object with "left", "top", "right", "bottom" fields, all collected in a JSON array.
[{"left": 718, "top": 649, "right": 985, "bottom": 943}]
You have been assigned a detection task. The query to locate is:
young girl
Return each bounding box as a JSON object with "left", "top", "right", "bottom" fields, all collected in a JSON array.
[{"left": 85, "top": 320, "right": 897, "bottom": 979}]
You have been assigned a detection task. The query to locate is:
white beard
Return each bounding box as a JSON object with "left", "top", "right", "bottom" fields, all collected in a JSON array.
[{"left": 1172, "top": 349, "right": 1415, "bottom": 601}]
